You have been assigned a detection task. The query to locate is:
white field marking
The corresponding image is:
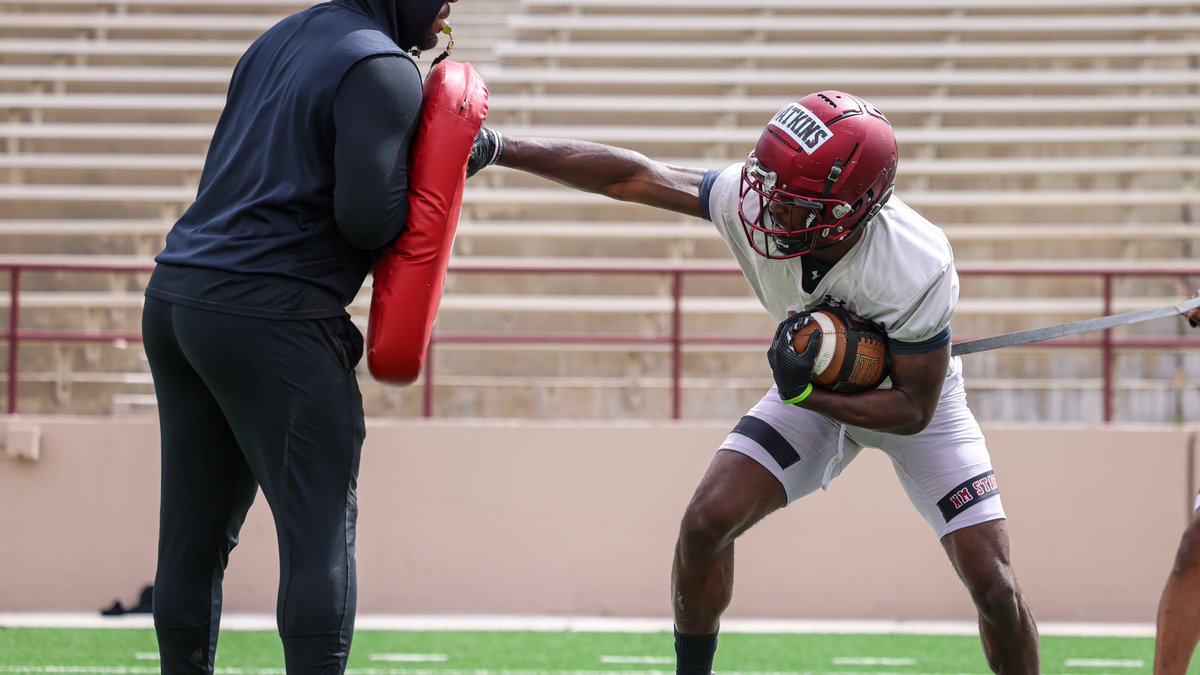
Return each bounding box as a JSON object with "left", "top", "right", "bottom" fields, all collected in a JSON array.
[
  {"left": 0, "top": 662, "right": 162, "bottom": 667},
  {"left": 0, "top": 612, "right": 1157, "bottom": 637},
  {"left": 133, "top": 652, "right": 159, "bottom": 660},
  {"left": 0, "top": 662, "right": 998, "bottom": 667},
  {"left": 600, "top": 655, "right": 674, "bottom": 664},
  {"left": 333, "top": 670, "right": 972, "bottom": 675},
  {"left": 368, "top": 654, "right": 449, "bottom": 663},
  {"left": 1063, "top": 658, "right": 1145, "bottom": 668},
  {"left": 832, "top": 656, "right": 916, "bottom": 666}
]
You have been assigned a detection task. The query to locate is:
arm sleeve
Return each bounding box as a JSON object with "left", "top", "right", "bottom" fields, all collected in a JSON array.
[
  {"left": 890, "top": 326, "right": 951, "bottom": 355},
  {"left": 698, "top": 169, "right": 721, "bottom": 222},
  {"left": 332, "top": 54, "right": 422, "bottom": 250}
]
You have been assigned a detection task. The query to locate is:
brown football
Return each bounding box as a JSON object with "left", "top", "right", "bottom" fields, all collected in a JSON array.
[{"left": 790, "top": 306, "right": 890, "bottom": 392}]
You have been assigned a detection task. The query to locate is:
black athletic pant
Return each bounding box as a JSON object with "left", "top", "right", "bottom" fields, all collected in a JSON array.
[{"left": 142, "top": 297, "right": 366, "bottom": 675}]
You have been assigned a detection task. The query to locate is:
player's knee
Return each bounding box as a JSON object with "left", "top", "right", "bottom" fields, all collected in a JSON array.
[
  {"left": 1171, "top": 516, "right": 1200, "bottom": 577},
  {"left": 969, "top": 572, "right": 1023, "bottom": 628},
  {"left": 677, "top": 500, "right": 739, "bottom": 556}
]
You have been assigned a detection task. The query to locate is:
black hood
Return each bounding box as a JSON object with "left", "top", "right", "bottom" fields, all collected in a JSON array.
[{"left": 331, "top": 0, "right": 445, "bottom": 52}]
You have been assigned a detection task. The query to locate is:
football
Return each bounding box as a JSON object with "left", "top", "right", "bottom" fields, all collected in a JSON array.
[{"left": 791, "top": 306, "right": 890, "bottom": 392}]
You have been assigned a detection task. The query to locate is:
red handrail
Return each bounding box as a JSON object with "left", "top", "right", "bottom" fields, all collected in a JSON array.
[{"left": 1, "top": 258, "right": 1197, "bottom": 420}]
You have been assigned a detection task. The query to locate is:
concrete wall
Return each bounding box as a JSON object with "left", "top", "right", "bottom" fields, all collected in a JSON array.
[{"left": 0, "top": 416, "right": 1195, "bottom": 623}]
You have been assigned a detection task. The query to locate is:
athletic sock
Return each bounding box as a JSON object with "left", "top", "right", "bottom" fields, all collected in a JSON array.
[{"left": 674, "top": 627, "right": 718, "bottom": 674}]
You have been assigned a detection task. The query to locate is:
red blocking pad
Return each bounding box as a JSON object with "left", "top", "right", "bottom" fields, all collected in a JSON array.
[{"left": 366, "top": 61, "right": 488, "bottom": 384}]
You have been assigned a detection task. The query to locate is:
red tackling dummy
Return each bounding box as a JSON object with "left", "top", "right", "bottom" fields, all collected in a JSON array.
[{"left": 366, "top": 61, "right": 489, "bottom": 384}]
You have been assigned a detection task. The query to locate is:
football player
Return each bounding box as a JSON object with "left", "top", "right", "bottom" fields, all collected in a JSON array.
[
  {"left": 1154, "top": 292, "right": 1200, "bottom": 675},
  {"left": 468, "top": 91, "right": 1040, "bottom": 674}
]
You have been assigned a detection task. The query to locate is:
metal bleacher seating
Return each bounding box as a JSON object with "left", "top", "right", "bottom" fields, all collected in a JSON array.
[{"left": 0, "top": 0, "right": 1197, "bottom": 421}]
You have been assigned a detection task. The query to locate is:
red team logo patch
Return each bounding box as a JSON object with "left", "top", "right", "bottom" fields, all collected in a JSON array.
[{"left": 937, "top": 470, "right": 999, "bottom": 522}]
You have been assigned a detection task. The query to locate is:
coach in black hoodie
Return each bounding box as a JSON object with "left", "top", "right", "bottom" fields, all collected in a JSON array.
[{"left": 142, "top": 0, "right": 452, "bottom": 672}]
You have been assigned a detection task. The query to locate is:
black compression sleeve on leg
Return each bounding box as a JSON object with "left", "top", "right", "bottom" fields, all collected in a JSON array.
[{"left": 674, "top": 628, "right": 718, "bottom": 675}]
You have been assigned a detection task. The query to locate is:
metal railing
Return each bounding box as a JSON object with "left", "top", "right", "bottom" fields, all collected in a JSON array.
[{"left": 2, "top": 258, "right": 1197, "bottom": 420}]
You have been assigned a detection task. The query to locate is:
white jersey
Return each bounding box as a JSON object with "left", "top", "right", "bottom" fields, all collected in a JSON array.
[
  {"left": 703, "top": 166, "right": 1002, "bottom": 536},
  {"left": 704, "top": 163, "right": 958, "bottom": 348}
]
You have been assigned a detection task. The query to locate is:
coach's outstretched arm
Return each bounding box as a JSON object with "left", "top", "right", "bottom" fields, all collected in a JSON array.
[{"left": 468, "top": 127, "right": 707, "bottom": 218}]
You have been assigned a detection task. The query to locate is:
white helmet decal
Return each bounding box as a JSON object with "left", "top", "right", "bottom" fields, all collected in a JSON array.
[{"left": 768, "top": 102, "right": 834, "bottom": 154}]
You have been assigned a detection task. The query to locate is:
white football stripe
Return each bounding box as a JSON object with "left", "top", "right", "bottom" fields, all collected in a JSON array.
[
  {"left": 369, "top": 654, "right": 449, "bottom": 663},
  {"left": 0, "top": 662, "right": 159, "bottom": 667},
  {"left": 600, "top": 655, "right": 674, "bottom": 664},
  {"left": 1063, "top": 658, "right": 1144, "bottom": 668},
  {"left": 832, "top": 656, "right": 916, "bottom": 666}
]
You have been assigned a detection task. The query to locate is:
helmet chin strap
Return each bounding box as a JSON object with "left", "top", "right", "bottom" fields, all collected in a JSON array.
[
  {"left": 820, "top": 159, "right": 844, "bottom": 199},
  {"left": 763, "top": 201, "right": 821, "bottom": 256},
  {"left": 773, "top": 236, "right": 808, "bottom": 255}
]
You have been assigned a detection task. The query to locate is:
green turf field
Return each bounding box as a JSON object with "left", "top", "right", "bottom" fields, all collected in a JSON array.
[{"left": 0, "top": 627, "right": 1178, "bottom": 675}]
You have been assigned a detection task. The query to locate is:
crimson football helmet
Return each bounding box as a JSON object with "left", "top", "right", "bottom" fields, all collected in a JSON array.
[{"left": 739, "top": 91, "right": 898, "bottom": 259}]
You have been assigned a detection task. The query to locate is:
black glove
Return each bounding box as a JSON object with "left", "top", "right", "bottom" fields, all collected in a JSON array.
[
  {"left": 767, "top": 312, "right": 823, "bottom": 403},
  {"left": 466, "top": 125, "right": 504, "bottom": 178}
]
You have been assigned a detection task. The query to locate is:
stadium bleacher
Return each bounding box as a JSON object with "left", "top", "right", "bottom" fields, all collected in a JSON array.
[{"left": 0, "top": 0, "right": 1196, "bottom": 420}]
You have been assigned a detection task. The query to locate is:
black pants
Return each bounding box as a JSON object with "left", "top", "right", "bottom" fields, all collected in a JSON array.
[{"left": 142, "top": 297, "right": 366, "bottom": 675}]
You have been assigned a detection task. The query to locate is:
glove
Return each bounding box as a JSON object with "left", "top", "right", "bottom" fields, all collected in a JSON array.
[
  {"left": 466, "top": 125, "right": 504, "bottom": 178},
  {"left": 767, "top": 312, "right": 824, "bottom": 403}
]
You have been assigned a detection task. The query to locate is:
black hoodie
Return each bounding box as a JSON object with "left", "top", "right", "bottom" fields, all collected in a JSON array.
[
  {"left": 148, "top": 0, "right": 446, "bottom": 319},
  {"left": 332, "top": 0, "right": 444, "bottom": 51}
]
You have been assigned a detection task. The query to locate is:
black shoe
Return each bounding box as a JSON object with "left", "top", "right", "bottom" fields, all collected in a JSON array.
[
  {"left": 127, "top": 585, "right": 153, "bottom": 614},
  {"left": 100, "top": 600, "right": 126, "bottom": 616}
]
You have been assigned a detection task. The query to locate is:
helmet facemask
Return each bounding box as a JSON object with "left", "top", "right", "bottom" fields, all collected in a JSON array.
[{"left": 739, "top": 155, "right": 866, "bottom": 260}]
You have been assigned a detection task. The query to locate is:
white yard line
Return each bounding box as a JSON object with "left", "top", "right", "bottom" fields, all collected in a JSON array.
[
  {"left": 1063, "top": 658, "right": 1145, "bottom": 668},
  {"left": 0, "top": 669, "right": 163, "bottom": 674},
  {"left": 368, "top": 654, "right": 449, "bottom": 663},
  {"left": 132, "top": 652, "right": 159, "bottom": 661},
  {"left": 0, "top": 612, "right": 1158, "bottom": 638},
  {"left": 832, "top": 656, "right": 917, "bottom": 666},
  {"left": 0, "top": 670, "right": 996, "bottom": 675},
  {"left": 600, "top": 655, "right": 675, "bottom": 664}
]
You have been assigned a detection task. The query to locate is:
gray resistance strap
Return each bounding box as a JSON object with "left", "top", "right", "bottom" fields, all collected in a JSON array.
[{"left": 951, "top": 295, "right": 1200, "bottom": 357}]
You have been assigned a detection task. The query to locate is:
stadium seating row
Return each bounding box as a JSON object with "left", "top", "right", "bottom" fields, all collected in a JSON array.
[{"left": 0, "top": 0, "right": 1196, "bottom": 420}]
